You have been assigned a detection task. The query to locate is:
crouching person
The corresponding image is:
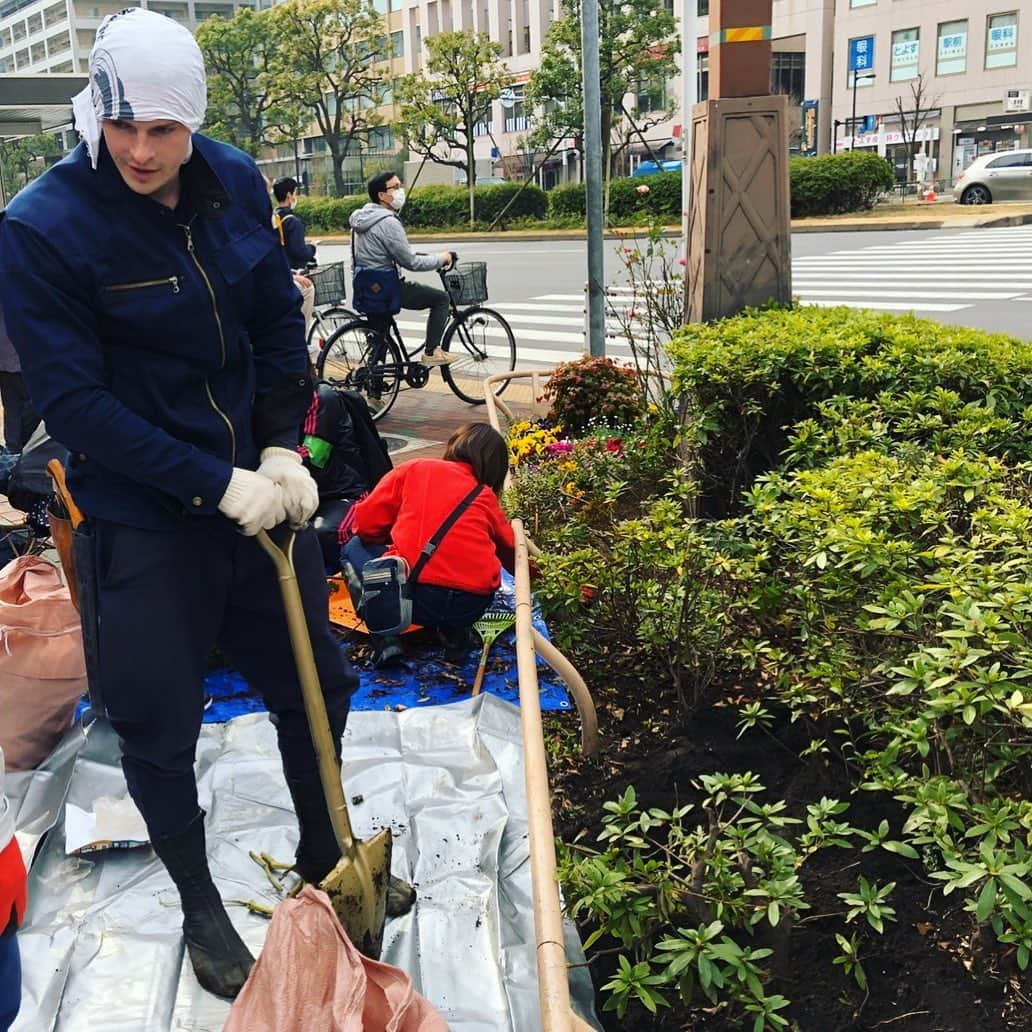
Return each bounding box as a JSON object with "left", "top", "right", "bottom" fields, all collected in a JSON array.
[{"left": 342, "top": 423, "right": 515, "bottom": 667}]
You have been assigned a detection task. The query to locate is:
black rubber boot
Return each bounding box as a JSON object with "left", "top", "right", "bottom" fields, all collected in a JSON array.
[
  {"left": 288, "top": 778, "right": 416, "bottom": 917},
  {"left": 150, "top": 813, "right": 254, "bottom": 999}
]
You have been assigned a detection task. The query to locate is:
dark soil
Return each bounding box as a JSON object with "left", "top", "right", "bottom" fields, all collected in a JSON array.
[{"left": 547, "top": 679, "right": 1032, "bottom": 1031}]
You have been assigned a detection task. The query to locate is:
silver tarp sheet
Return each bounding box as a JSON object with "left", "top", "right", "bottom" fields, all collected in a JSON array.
[{"left": 9, "top": 696, "right": 599, "bottom": 1031}]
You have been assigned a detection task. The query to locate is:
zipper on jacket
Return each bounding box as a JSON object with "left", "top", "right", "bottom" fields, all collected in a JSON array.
[
  {"left": 181, "top": 220, "right": 236, "bottom": 465},
  {"left": 104, "top": 276, "right": 180, "bottom": 294}
]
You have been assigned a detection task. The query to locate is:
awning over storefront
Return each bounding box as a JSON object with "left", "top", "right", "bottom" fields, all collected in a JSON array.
[
  {"left": 954, "top": 111, "right": 1032, "bottom": 133},
  {"left": 0, "top": 74, "right": 85, "bottom": 136}
]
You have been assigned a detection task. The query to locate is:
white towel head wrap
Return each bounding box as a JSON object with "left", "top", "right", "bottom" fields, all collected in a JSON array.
[{"left": 72, "top": 7, "right": 207, "bottom": 170}]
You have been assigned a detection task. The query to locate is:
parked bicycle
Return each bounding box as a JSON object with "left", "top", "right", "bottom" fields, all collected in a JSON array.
[
  {"left": 302, "top": 260, "right": 356, "bottom": 356},
  {"left": 314, "top": 260, "right": 517, "bottom": 421}
]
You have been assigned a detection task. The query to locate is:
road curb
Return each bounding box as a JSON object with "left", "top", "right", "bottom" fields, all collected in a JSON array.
[{"left": 312, "top": 210, "right": 1032, "bottom": 244}]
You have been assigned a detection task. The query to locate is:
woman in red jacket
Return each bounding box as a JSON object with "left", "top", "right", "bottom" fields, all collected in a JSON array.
[{"left": 342, "top": 422, "right": 514, "bottom": 666}]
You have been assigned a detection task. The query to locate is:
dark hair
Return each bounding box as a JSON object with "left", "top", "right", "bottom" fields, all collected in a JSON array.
[
  {"left": 443, "top": 423, "right": 509, "bottom": 495},
  {"left": 273, "top": 176, "right": 298, "bottom": 202},
  {"left": 367, "top": 170, "right": 400, "bottom": 203}
]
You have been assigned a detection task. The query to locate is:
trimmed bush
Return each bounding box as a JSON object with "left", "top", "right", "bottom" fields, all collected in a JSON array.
[
  {"left": 668, "top": 306, "right": 1032, "bottom": 515},
  {"left": 789, "top": 151, "right": 895, "bottom": 217},
  {"left": 296, "top": 181, "right": 547, "bottom": 231},
  {"left": 546, "top": 171, "right": 682, "bottom": 223},
  {"left": 293, "top": 194, "right": 366, "bottom": 233}
]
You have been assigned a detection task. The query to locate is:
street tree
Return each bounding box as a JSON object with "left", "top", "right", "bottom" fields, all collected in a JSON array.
[
  {"left": 269, "top": 0, "right": 390, "bottom": 197},
  {"left": 395, "top": 31, "right": 512, "bottom": 228},
  {"left": 893, "top": 73, "right": 941, "bottom": 185},
  {"left": 526, "top": 0, "right": 680, "bottom": 190},
  {"left": 0, "top": 132, "right": 59, "bottom": 199},
  {"left": 196, "top": 8, "right": 284, "bottom": 157}
]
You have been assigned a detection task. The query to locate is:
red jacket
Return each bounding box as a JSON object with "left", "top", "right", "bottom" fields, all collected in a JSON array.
[{"left": 351, "top": 459, "right": 514, "bottom": 595}]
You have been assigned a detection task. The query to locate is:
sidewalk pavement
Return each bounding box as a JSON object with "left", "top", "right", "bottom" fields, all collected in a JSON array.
[{"left": 313, "top": 200, "right": 1032, "bottom": 245}]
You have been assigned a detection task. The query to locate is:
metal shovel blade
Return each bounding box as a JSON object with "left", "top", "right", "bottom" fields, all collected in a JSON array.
[
  {"left": 256, "top": 527, "right": 391, "bottom": 957},
  {"left": 319, "top": 825, "right": 392, "bottom": 959}
]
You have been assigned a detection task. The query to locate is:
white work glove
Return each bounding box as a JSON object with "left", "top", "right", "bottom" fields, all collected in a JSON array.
[
  {"left": 257, "top": 447, "right": 320, "bottom": 527},
  {"left": 218, "top": 468, "right": 287, "bottom": 536}
]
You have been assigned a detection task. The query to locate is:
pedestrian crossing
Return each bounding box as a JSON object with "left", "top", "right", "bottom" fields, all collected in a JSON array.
[{"left": 791, "top": 226, "right": 1032, "bottom": 313}]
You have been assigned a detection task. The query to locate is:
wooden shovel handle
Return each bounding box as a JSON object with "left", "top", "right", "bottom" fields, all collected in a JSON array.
[{"left": 47, "top": 459, "right": 86, "bottom": 529}]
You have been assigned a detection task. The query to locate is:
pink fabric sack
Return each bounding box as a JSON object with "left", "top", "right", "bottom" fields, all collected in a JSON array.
[
  {"left": 226, "top": 886, "right": 448, "bottom": 1032},
  {"left": 0, "top": 555, "right": 86, "bottom": 770}
]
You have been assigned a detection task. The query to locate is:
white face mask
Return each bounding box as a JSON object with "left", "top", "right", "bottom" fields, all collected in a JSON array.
[{"left": 389, "top": 186, "right": 406, "bottom": 211}]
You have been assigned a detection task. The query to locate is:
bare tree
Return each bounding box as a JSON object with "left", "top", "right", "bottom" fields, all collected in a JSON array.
[{"left": 894, "top": 73, "right": 941, "bottom": 184}]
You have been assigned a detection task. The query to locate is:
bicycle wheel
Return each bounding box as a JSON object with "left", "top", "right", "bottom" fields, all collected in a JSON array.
[
  {"left": 306, "top": 305, "right": 357, "bottom": 356},
  {"left": 316, "top": 319, "right": 402, "bottom": 421},
  {"left": 441, "top": 306, "right": 517, "bottom": 405}
]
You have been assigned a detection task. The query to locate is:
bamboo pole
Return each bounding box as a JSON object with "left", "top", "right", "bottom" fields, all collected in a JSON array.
[{"left": 514, "top": 517, "right": 579, "bottom": 1030}]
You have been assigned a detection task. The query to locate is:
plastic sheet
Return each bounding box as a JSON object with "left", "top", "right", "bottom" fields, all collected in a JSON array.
[{"left": 13, "top": 699, "right": 600, "bottom": 1031}]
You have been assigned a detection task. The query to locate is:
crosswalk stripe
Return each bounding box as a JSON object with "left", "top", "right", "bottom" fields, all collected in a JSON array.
[
  {"left": 792, "top": 279, "right": 1032, "bottom": 289},
  {"left": 794, "top": 288, "right": 1018, "bottom": 300},
  {"left": 800, "top": 299, "right": 970, "bottom": 313}
]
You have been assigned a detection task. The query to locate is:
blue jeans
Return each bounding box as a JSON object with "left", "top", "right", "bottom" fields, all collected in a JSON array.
[
  {"left": 0, "top": 932, "right": 20, "bottom": 1031},
  {"left": 341, "top": 536, "right": 493, "bottom": 634}
]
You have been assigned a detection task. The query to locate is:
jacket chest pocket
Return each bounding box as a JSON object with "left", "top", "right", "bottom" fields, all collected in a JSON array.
[
  {"left": 213, "top": 223, "right": 279, "bottom": 318},
  {"left": 98, "top": 273, "right": 193, "bottom": 351}
]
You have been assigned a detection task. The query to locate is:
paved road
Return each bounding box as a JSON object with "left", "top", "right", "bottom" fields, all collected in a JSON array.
[{"left": 317, "top": 224, "right": 1032, "bottom": 368}]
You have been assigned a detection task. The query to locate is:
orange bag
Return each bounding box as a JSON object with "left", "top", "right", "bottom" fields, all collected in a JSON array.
[
  {"left": 226, "top": 886, "right": 447, "bottom": 1032},
  {"left": 0, "top": 556, "right": 87, "bottom": 770}
]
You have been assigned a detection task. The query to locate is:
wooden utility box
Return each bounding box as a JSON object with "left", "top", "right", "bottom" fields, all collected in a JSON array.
[{"left": 686, "top": 95, "right": 792, "bottom": 324}]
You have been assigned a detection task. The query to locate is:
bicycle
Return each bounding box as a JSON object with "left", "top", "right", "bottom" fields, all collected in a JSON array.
[
  {"left": 314, "top": 260, "right": 517, "bottom": 421},
  {"left": 300, "top": 260, "right": 356, "bottom": 356}
]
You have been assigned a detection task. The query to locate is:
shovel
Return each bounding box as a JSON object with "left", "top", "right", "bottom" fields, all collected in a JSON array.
[{"left": 256, "top": 527, "right": 391, "bottom": 959}]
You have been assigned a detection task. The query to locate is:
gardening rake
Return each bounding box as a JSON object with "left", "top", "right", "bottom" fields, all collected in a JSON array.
[{"left": 471, "top": 609, "right": 517, "bottom": 696}]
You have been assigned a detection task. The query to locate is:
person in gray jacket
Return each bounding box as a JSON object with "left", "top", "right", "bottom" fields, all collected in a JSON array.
[{"left": 349, "top": 171, "right": 457, "bottom": 365}]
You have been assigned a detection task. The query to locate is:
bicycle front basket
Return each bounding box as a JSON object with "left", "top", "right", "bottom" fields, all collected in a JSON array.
[
  {"left": 308, "top": 261, "right": 348, "bottom": 306},
  {"left": 443, "top": 262, "right": 488, "bottom": 306}
]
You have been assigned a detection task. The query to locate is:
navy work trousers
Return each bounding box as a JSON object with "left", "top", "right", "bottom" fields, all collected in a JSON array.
[{"left": 95, "top": 517, "right": 355, "bottom": 840}]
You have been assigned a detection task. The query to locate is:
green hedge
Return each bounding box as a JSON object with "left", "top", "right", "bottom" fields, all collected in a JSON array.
[
  {"left": 546, "top": 171, "right": 683, "bottom": 222},
  {"left": 668, "top": 306, "right": 1032, "bottom": 515},
  {"left": 295, "top": 182, "right": 547, "bottom": 232},
  {"left": 789, "top": 151, "right": 895, "bottom": 217}
]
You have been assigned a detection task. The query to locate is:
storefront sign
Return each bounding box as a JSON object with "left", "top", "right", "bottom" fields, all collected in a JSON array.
[
  {"left": 848, "top": 36, "right": 874, "bottom": 72},
  {"left": 892, "top": 39, "right": 920, "bottom": 68},
  {"left": 938, "top": 31, "right": 966, "bottom": 61},
  {"left": 844, "top": 127, "right": 940, "bottom": 149},
  {"left": 988, "top": 23, "right": 1016, "bottom": 51},
  {"left": 801, "top": 100, "right": 818, "bottom": 156}
]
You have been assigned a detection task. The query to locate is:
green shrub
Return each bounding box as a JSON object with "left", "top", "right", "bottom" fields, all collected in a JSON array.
[
  {"left": 472, "top": 182, "right": 547, "bottom": 224},
  {"left": 546, "top": 171, "right": 682, "bottom": 223},
  {"left": 293, "top": 194, "right": 366, "bottom": 233},
  {"left": 668, "top": 306, "right": 1032, "bottom": 515},
  {"left": 403, "top": 184, "right": 468, "bottom": 228},
  {"left": 545, "top": 355, "right": 643, "bottom": 433},
  {"left": 789, "top": 151, "right": 895, "bottom": 217},
  {"left": 547, "top": 180, "right": 586, "bottom": 218}
]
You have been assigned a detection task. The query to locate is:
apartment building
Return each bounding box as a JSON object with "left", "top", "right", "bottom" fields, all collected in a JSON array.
[
  {"left": 833, "top": 2, "right": 1029, "bottom": 186},
  {"left": 0, "top": 0, "right": 248, "bottom": 77}
]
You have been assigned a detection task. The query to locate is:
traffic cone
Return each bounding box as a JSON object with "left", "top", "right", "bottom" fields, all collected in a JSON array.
[{"left": 923, "top": 182, "right": 937, "bottom": 202}]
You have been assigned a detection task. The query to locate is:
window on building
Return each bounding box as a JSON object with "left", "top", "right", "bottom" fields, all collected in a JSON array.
[
  {"left": 850, "top": 0, "right": 875, "bottom": 7},
  {"left": 936, "top": 20, "right": 967, "bottom": 74},
  {"left": 368, "top": 126, "right": 393, "bottom": 151},
  {"left": 504, "top": 85, "right": 530, "bottom": 132},
  {"left": 27, "top": 12, "right": 41, "bottom": 34},
  {"left": 890, "top": 27, "right": 920, "bottom": 82},
  {"left": 391, "top": 30, "right": 403, "bottom": 57},
  {"left": 698, "top": 51, "right": 709, "bottom": 102},
  {"left": 986, "top": 12, "right": 1018, "bottom": 68},
  {"left": 635, "top": 74, "right": 669, "bottom": 115},
  {"left": 372, "top": 0, "right": 389, "bottom": 12},
  {"left": 771, "top": 51, "right": 805, "bottom": 104},
  {"left": 697, "top": 0, "right": 708, "bottom": 14}
]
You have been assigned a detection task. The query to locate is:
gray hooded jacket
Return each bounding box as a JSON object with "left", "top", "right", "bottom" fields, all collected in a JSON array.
[{"left": 348, "top": 203, "right": 442, "bottom": 274}]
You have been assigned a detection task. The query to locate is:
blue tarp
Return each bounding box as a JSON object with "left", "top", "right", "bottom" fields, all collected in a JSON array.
[{"left": 76, "top": 571, "right": 572, "bottom": 724}]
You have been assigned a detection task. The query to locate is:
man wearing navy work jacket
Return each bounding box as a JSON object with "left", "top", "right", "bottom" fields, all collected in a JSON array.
[{"left": 0, "top": 8, "right": 373, "bottom": 1000}]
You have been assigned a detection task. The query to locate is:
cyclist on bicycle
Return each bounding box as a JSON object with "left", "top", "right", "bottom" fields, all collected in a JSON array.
[
  {"left": 350, "top": 171, "right": 457, "bottom": 366},
  {"left": 273, "top": 176, "right": 318, "bottom": 268}
]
